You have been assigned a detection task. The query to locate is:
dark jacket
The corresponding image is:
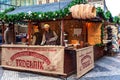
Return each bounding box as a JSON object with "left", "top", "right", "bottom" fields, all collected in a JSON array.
[{"left": 33, "top": 32, "right": 42, "bottom": 45}]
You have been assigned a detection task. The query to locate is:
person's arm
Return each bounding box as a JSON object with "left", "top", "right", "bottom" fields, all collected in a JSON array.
[
  {"left": 4, "top": 30, "right": 9, "bottom": 44},
  {"left": 48, "top": 31, "right": 58, "bottom": 42},
  {"left": 41, "top": 34, "right": 46, "bottom": 45}
]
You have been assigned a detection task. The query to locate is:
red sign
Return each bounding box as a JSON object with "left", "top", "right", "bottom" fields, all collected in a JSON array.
[
  {"left": 77, "top": 46, "right": 94, "bottom": 78},
  {"left": 1, "top": 45, "right": 64, "bottom": 75}
]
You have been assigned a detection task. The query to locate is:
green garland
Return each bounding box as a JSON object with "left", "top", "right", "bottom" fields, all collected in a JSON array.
[
  {"left": 0, "top": 7, "right": 15, "bottom": 20},
  {"left": 0, "top": 0, "right": 87, "bottom": 22},
  {"left": 113, "top": 16, "right": 120, "bottom": 24},
  {"left": 96, "top": 7, "right": 105, "bottom": 19},
  {"left": 96, "top": 7, "right": 112, "bottom": 20},
  {"left": 96, "top": 7, "right": 120, "bottom": 24}
]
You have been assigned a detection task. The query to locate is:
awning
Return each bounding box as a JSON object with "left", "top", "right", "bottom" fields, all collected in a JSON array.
[{"left": 7, "top": 0, "right": 72, "bottom": 15}]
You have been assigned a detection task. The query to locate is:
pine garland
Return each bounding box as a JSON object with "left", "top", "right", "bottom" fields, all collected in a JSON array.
[{"left": 0, "top": 0, "right": 87, "bottom": 22}]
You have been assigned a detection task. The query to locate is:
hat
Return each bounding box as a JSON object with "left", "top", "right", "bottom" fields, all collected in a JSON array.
[{"left": 43, "top": 24, "right": 50, "bottom": 28}]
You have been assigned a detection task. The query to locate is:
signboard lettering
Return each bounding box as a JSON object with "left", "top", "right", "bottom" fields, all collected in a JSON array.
[
  {"left": 1, "top": 46, "right": 64, "bottom": 75},
  {"left": 16, "top": 59, "right": 44, "bottom": 70},
  {"left": 77, "top": 46, "right": 94, "bottom": 78}
]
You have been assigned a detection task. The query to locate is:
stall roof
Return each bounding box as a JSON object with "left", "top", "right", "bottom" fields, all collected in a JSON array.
[{"left": 7, "top": 0, "right": 72, "bottom": 15}]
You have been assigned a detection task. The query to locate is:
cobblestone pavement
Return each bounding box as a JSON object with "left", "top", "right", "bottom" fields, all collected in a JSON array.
[{"left": 1, "top": 55, "right": 120, "bottom": 80}]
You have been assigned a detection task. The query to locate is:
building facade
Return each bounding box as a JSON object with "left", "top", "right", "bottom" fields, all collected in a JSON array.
[
  {"left": 0, "top": 0, "right": 11, "bottom": 12},
  {"left": 88, "top": 0, "right": 104, "bottom": 9},
  {"left": 11, "top": 0, "right": 61, "bottom": 6},
  {"left": 88, "top": 0, "right": 103, "bottom": 2},
  {"left": 0, "top": 0, "right": 66, "bottom": 12},
  {"left": 37, "top": 0, "right": 61, "bottom": 4},
  {"left": 11, "top": 0, "right": 37, "bottom": 6}
]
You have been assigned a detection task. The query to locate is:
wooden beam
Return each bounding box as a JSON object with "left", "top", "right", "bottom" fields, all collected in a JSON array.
[
  {"left": 13, "top": 23, "right": 16, "bottom": 44},
  {"left": 28, "top": 20, "right": 32, "bottom": 45},
  {"left": 60, "top": 20, "right": 64, "bottom": 46}
]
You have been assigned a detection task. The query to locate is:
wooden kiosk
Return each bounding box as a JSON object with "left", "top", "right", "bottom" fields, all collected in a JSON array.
[
  {"left": 1, "top": 20, "right": 95, "bottom": 78},
  {"left": 0, "top": 1, "right": 103, "bottom": 78}
]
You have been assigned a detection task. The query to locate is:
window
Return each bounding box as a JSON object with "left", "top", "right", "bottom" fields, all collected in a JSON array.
[
  {"left": 39, "top": 1, "right": 42, "bottom": 4},
  {"left": 46, "top": 0, "right": 49, "bottom": 3},
  {"left": 54, "top": 0, "right": 58, "bottom": 2}
]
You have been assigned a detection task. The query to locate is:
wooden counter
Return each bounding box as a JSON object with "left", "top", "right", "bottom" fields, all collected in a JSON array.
[{"left": 0, "top": 45, "right": 94, "bottom": 78}]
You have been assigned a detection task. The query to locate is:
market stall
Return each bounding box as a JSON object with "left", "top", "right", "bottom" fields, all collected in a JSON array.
[
  {"left": 1, "top": 20, "right": 96, "bottom": 78},
  {"left": 0, "top": 0, "right": 103, "bottom": 78}
]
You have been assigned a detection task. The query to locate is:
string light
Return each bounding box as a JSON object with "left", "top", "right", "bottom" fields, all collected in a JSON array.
[
  {"left": 66, "top": 14, "right": 69, "bottom": 16},
  {"left": 28, "top": 11, "right": 32, "bottom": 15},
  {"left": 39, "top": 14, "right": 42, "bottom": 17},
  {"left": 53, "top": 18, "right": 56, "bottom": 21},
  {"left": 56, "top": 14, "right": 58, "bottom": 16}
]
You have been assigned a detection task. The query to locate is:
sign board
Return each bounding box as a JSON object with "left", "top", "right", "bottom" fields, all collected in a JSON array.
[
  {"left": 76, "top": 46, "right": 94, "bottom": 78},
  {"left": 74, "top": 28, "right": 82, "bottom": 36},
  {"left": 1, "top": 45, "right": 65, "bottom": 75}
]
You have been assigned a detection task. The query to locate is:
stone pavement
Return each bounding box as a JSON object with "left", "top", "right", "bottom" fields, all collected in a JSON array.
[{"left": 1, "top": 55, "right": 120, "bottom": 80}]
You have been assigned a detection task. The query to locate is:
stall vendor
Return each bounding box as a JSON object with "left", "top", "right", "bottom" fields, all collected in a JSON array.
[
  {"left": 4, "top": 23, "right": 15, "bottom": 44},
  {"left": 41, "top": 24, "right": 58, "bottom": 45},
  {"left": 32, "top": 25, "right": 42, "bottom": 45}
]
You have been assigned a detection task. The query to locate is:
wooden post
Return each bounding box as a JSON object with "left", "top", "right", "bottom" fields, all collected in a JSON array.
[
  {"left": 60, "top": 20, "right": 64, "bottom": 46},
  {"left": 86, "top": 21, "right": 88, "bottom": 43},
  {"left": 28, "top": 20, "right": 32, "bottom": 45},
  {"left": 13, "top": 23, "right": 16, "bottom": 44},
  {"left": 2, "top": 21, "right": 5, "bottom": 44}
]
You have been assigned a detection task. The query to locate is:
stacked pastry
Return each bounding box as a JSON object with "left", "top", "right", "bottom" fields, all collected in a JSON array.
[{"left": 70, "top": 4, "right": 96, "bottom": 19}]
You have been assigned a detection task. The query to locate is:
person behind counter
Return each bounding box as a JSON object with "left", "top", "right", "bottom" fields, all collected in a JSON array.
[
  {"left": 32, "top": 25, "right": 42, "bottom": 45},
  {"left": 41, "top": 24, "right": 58, "bottom": 45},
  {"left": 4, "top": 23, "right": 15, "bottom": 44},
  {"left": 21, "top": 33, "right": 27, "bottom": 45}
]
